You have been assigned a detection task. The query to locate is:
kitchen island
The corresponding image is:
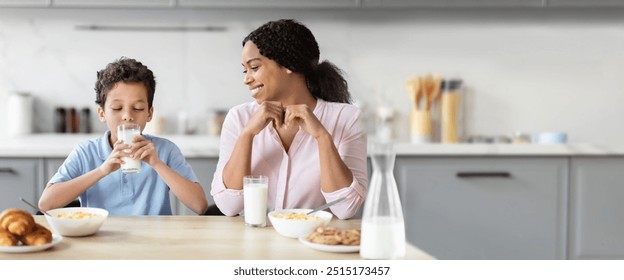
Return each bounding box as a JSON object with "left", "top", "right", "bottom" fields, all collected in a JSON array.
[{"left": 0, "top": 216, "right": 434, "bottom": 260}]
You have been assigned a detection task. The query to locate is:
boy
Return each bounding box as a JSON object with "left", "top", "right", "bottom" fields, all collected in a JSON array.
[{"left": 39, "top": 57, "right": 208, "bottom": 215}]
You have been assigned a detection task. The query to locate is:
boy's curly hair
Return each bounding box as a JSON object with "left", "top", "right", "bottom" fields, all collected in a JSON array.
[{"left": 94, "top": 57, "right": 156, "bottom": 108}]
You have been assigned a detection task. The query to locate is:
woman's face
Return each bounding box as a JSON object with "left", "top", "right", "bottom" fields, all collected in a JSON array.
[{"left": 241, "top": 41, "right": 291, "bottom": 104}]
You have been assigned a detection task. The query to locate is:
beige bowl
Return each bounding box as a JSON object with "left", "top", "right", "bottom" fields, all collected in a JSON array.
[
  {"left": 45, "top": 207, "right": 109, "bottom": 237},
  {"left": 268, "top": 209, "right": 332, "bottom": 238}
]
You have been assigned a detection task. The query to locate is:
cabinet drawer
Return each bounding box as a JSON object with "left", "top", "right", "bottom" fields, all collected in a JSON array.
[
  {"left": 395, "top": 157, "right": 568, "bottom": 259},
  {"left": 0, "top": 158, "right": 41, "bottom": 213}
]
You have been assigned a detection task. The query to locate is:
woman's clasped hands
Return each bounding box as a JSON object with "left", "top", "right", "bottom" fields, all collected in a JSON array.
[{"left": 244, "top": 101, "right": 327, "bottom": 139}]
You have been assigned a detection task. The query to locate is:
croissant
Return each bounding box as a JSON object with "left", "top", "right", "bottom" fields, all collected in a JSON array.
[
  {"left": 0, "top": 208, "right": 35, "bottom": 236},
  {"left": 20, "top": 223, "right": 52, "bottom": 246},
  {"left": 0, "top": 227, "right": 18, "bottom": 246}
]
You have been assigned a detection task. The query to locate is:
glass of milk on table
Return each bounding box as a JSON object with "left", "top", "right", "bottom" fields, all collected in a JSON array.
[
  {"left": 117, "top": 123, "right": 141, "bottom": 174},
  {"left": 243, "top": 175, "right": 268, "bottom": 227}
]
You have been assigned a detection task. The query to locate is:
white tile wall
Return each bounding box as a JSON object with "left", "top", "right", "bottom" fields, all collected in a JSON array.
[{"left": 1, "top": 8, "right": 623, "bottom": 147}]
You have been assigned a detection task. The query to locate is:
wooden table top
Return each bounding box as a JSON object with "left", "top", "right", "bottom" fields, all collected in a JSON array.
[{"left": 1, "top": 216, "right": 434, "bottom": 260}]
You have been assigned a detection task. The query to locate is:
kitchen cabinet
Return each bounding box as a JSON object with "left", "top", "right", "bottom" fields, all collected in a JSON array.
[
  {"left": 51, "top": 0, "right": 174, "bottom": 8},
  {"left": 44, "top": 158, "right": 65, "bottom": 190},
  {"left": 569, "top": 157, "right": 624, "bottom": 259},
  {"left": 170, "top": 157, "right": 218, "bottom": 215},
  {"left": 395, "top": 157, "right": 568, "bottom": 259},
  {"left": 547, "top": 0, "right": 624, "bottom": 7},
  {"left": 178, "top": 0, "right": 358, "bottom": 8},
  {"left": 0, "top": 158, "right": 42, "bottom": 213},
  {"left": 361, "top": 0, "right": 545, "bottom": 8},
  {"left": 0, "top": 0, "right": 48, "bottom": 7}
]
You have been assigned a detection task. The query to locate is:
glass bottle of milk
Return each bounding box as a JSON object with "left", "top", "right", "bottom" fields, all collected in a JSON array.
[{"left": 360, "top": 142, "right": 406, "bottom": 259}]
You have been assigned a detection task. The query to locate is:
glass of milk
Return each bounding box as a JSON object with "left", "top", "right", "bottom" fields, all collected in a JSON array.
[
  {"left": 243, "top": 175, "right": 268, "bottom": 227},
  {"left": 117, "top": 123, "right": 141, "bottom": 174}
]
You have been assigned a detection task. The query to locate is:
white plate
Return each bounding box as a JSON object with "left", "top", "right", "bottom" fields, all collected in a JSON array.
[
  {"left": 0, "top": 234, "right": 62, "bottom": 253},
  {"left": 298, "top": 236, "right": 360, "bottom": 253}
]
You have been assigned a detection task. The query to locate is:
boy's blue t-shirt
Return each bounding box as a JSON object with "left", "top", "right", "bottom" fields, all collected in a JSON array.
[{"left": 48, "top": 131, "right": 198, "bottom": 215}]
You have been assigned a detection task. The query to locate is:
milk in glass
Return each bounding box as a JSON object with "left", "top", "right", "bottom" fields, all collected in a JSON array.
[
  {"left": 117, "top": 124, "right": 141, "bottom": 174},
  {"left": 243, "top": 176, "right": 268, "bottom": 227}
]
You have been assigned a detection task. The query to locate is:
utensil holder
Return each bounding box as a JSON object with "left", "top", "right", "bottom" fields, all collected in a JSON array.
[{"left": 411, "top": 110, "right": 432, "bottom": 143}]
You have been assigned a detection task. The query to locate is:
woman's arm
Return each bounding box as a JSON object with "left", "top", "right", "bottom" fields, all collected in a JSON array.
[
  {"left": 316, "top": 133, "right": 354, "bottom": 192},
  {"left": 221, "top": 131, "right": 254, "bottom": 190},
  {"left": 222, "top": 101, "right": 284, "bottom": 190},
  {"left": 284, "top": 104, "right": 353, "bottom": 191},
  {"left": 285, "top": 104, "right": 368, "bottom": 219}
]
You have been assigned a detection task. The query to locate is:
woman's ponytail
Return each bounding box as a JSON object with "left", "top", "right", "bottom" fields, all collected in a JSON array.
[{"left": 307, "top": 60, "right": 351, "bottom": 104}]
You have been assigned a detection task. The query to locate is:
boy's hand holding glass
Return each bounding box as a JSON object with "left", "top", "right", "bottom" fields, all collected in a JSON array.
[
  {"left": 98, "top": 139, "right": 132, "bottom": 175},
  {"left": 130, "top": 136, "right": 161, "bottom": 167}
]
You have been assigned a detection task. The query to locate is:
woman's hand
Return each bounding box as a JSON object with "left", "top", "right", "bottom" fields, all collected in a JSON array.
[
  {"left": 243, "top": 101, "right": 285, "bottom": 136},
  {"left": 284, "top": 104, "right": 328, "bottom": 139},
  {"left": 98, "top": 139, "right": 127, "bottom": 175}
]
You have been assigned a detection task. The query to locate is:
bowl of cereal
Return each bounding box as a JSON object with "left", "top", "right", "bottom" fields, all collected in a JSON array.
[
  {"left": 44, "top": 207, "right": 108, "bottom": 237},
  {"left": 268, "top": 209, "right": 332, "bottom": 238}
]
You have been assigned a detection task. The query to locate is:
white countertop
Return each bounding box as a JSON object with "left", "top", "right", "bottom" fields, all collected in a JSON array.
[
  {"left": 0, "top": 133, "right": 621, "bottom": 158},
  {"left": 0, "top": 133, "right": 221, "bottom": 158}
]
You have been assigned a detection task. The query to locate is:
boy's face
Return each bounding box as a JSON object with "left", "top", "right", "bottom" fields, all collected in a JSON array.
[{"left": 97, "top": 81, "right": 153, "bottom": 142}]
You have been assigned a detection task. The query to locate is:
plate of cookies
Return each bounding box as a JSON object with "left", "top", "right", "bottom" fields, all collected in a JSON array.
[
  {"left": 0, "top": 208, "right": 62, "bottom": 253},
  {"left": 299, "top": 227, "right": 360, "bottom": 253}
]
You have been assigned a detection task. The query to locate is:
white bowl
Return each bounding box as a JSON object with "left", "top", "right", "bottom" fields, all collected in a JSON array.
[
  {"left": 44, "top": 207, "right": 109, "bottom": 237},
  {"left": 268, "top": 209, "right": 332, "bottom": 238}
]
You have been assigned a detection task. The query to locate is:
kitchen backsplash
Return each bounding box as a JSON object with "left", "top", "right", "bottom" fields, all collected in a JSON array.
[{"left": 1, "top": 8, "right": 623, "bottom": 147}]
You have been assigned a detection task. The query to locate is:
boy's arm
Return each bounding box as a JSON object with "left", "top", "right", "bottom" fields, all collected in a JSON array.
[
  {"left": 39, "top": 168, "right": 108, "bottom": 211},
  {"left": 39, "top": 139, "right": 130, "bottom": 211},
  {"left": 131, "top": 136, "right": 208, "bottom": 215},
  {"left": 151, "top": 162, "right": 208, "bottom": 215}
]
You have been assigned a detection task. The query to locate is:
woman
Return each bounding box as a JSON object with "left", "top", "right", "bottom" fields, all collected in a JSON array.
[{"left": 211, "top": 19, "right": 367, "bottom": 219}]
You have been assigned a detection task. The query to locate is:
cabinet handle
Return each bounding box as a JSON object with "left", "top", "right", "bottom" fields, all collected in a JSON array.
[
  {"left": 456, "top": 172, "right": 511, "bottom": 178},
  {"left": 0, "top": 167, "right": 16, "bottom": 174}
]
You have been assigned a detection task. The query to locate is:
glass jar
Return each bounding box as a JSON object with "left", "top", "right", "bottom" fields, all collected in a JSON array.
[
  {"left": 360, "top": 142, "right": 406, "bottom": 259},
  {"left": 441, "top": 79, "right": 463, "bottom": 143}
]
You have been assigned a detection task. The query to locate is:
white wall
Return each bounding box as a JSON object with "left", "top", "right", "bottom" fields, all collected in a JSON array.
[{"left": 1, "top": 7, "right": 623, "bottom": 146}]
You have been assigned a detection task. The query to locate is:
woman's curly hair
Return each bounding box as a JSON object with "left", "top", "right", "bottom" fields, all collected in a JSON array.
[
  {"left": 94, "top": 57, "right": 156, "bottom": 108},
  {"left": 243, "top": 19, "right": 351, "bottom": 104}
]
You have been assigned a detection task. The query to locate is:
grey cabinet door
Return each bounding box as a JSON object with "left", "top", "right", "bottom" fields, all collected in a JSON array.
[
  {"left": 395, "top": 157, "right": 567, "bottom": 259},
  {"left": 44, "top": 158, "right": 66, "bottom": 182},
  {"left": 570, "top": 157, "right": 624, "bottom": 259},
  {"left": 170, "top": 157, "right": 218, "bottom": 215},
  {"left": 547, "top": 0, "right": 624, "bottom": 7},
  {"left": 0, "top": 158, "right": 41, "bottom": 213},
  {"left": 43, "top": 158, "right": 67, "bottom": 199},
  {"left": 361, "top": 0, "right": 544, "bottom": 8},
  {"left": 0, "top": 0, "right": 48, "bottom": 7},
  {"left": 52, "top": 0, "right": 173, "bottom": 7},
  {"left": 178, "top": 0, "right": 357, "bottom": 8}
]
